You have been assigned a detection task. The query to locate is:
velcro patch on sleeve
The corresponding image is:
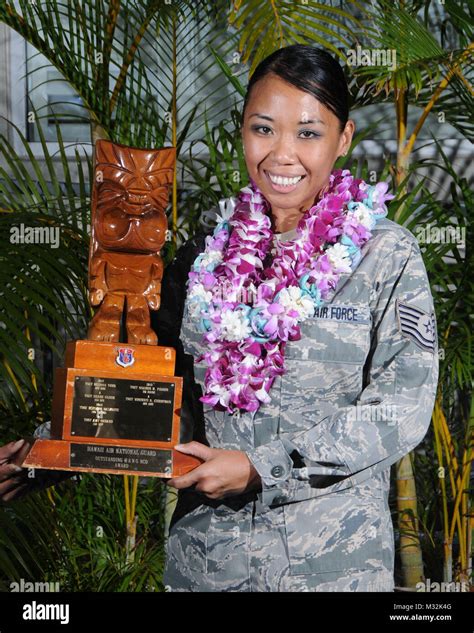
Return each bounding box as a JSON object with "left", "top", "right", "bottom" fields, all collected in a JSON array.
[{"left": 396, "top": 299, "right": 436, "bottom": 352}]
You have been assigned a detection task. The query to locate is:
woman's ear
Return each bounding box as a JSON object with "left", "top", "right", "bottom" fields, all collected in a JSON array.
[{"left": 339, "top": 119, "right": 355, "bottom": 157}]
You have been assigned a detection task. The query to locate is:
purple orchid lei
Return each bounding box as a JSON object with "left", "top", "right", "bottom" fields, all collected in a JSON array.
[{"left": 186, "top": 168, "right": 394, "bottom": 415}]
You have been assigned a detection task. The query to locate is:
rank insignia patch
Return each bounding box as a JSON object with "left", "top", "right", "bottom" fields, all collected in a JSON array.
[{"left": 396, "top": 300, "right": 436, "bottom": 352}]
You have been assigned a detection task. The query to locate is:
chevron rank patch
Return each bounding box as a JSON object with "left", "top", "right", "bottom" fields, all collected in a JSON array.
[{"left": 396, "top": 299, "right": 436, "bottom": 352}]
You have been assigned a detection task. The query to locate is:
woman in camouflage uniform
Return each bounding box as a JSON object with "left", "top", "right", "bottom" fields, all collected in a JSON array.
[
  {"left": 0, "top": 45, "right": 438, "bottom": 593},
  {"left": 161, "top": 45, "right": 438, "bottom": 592}
]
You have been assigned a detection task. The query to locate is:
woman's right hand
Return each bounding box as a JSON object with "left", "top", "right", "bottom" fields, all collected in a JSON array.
[{"left": 0, "top": 439, "right": 31, "bottom": 502}]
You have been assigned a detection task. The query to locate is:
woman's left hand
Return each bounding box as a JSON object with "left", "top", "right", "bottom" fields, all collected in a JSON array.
[{"left": 167, "top": 442, "right": 262, "bottom": 499}]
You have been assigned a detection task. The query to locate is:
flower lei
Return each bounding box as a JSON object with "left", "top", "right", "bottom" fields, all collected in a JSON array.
[{"left": 186, "top": 169, "right": 394, "bottom": 415}]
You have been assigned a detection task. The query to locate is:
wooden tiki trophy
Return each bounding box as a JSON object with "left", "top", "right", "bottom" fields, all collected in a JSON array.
[{"left": 23, "top": 140, "right": 201, "bottom": 477}]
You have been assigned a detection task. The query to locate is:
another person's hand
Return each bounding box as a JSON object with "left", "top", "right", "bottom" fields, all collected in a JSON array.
[
  {"left": 167, "top": 442, "right": 262, "bottom": 499},
  {"left": 0, "top": 440, "right": 31, "bottom": 502},
  {"left": 0, "top": 439, "right": 75, "bottom": 503}
]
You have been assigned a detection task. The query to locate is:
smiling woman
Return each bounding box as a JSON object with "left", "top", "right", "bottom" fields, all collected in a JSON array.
[
  {"left": 156, "top": 44, "right": 439, "bottom": 593},
  {"left": 240, "top": 47, "right": 354, "bottom": 233},
  {"left": 0, "top": 43, "right": 435, "bottom": 593}
]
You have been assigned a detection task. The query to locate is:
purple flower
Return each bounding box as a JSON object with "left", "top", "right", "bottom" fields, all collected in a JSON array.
[{"left": 187, "top": 168, "right": 392, "bottom": 414}]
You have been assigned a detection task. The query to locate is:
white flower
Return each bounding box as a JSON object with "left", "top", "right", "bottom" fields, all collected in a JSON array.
[
  {"left": 189, "top": 282, "right": 213, "bottom": 303},
  {"left": 326, "top": 243, "right": 352, "bottom": 273},
  {"left": 350, "top": 202, "right": 374, "bottom": 229},
  {"left": 215, "top": 197, "right": 237, "bottom": 223},
  {"left": 242, "top": 354, "right": 259, "bottom": 367},
  {"left": 240, "top": 253, "right": 260, "bottom": 267},
  {"left": 200, "top": 249, "right": 223, "bottom": 268},
  {"left": 278, "top": 285, "right": 315, "bottom": 320},
  {"left": 255, "top": 386, "right": 271, "bottom": 404},
  {"left": 210, "top": 383, "right": 231, "bottom": 407},
  {"left": 219, "top": 309, "right": 251, "bottom": 341}
]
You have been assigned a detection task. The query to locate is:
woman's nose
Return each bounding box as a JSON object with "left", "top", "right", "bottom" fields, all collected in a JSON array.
[{"left": 268, "top": 134, "right": 298, "bottom": 164}]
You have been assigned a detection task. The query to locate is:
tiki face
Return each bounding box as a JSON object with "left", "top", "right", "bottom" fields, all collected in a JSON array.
[{"left": 93, "top": 141, "right": 175, "bottom": 253}]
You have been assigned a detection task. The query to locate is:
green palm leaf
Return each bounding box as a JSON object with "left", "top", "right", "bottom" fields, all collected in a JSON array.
[
  {"left": 352, "top": 0, "right": 472, "bottom": 102},
  {"left": 0, "top": 114, "right": 90, "bottom": 424},
  {"left": 229, "top": 0, "right": 362, "bottom": 74}
]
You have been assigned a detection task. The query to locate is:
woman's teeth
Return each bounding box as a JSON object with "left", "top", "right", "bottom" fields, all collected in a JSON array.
[{"left": 267, "top": 172, "right": 304, "bottom": 186}]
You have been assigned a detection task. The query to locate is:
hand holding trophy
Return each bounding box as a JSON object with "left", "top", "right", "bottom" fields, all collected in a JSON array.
[{"left": 22, "top": 140, "right": 202, "bottom": 478}]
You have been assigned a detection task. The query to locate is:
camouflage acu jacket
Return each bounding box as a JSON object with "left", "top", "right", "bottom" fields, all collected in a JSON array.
[{"left": 154, "top": 207, "right": 439, "bottom": 592}]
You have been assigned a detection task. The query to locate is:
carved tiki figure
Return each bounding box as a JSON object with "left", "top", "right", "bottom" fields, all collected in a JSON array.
[{"left": 88, "top": 140, "right": 176, "bottom": 345}]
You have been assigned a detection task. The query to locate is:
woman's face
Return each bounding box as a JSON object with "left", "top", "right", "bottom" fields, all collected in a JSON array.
[{"left": 241, "top": 73, "right": 354, "bottom": 229}]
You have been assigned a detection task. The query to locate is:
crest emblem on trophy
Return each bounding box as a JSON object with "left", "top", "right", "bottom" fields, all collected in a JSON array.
[{"left": 116, "top": 348, "right": 135, "bottom": 368}]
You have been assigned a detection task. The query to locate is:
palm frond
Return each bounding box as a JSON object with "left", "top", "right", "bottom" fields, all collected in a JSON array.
[
  {"left": 229, "top": 0, "right": 362, "bottom": 75},
  {"left": 0, "top": 114, "right": 90, "bottom": 424}
]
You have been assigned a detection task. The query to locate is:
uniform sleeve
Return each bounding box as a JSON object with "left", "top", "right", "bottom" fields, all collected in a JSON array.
[{"left": 245, "top": 233, "right": 439, "bottom": 506}]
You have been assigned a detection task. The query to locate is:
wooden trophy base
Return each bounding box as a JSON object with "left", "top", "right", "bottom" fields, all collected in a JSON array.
[{"left": 22, "top": 340, "right": 202, "bottom": 478}]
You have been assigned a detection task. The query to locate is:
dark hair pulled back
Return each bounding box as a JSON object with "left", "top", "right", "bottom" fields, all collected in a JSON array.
[{"left": 242, "top": 45, "right": 349, "bottom": 132}]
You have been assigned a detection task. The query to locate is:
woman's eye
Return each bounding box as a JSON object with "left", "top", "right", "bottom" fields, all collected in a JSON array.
[
  {"left": 252, "top": 125, "right": 272, "bottom": 134},
  {"left": 299, "top": 130, "right": 320, "bottom": 139}
]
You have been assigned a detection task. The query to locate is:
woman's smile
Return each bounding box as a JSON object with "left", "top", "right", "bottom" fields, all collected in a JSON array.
[{"left": 264, "top": 169, "right": 307, "bottom": 193}]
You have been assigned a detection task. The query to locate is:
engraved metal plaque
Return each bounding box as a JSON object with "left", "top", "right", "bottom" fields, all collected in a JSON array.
[
  {"left": 71, "top": 376, "right": 174, "bottom": 441},
  {"left": 70, "top": 443, "right": 172, "bottom": 473}
]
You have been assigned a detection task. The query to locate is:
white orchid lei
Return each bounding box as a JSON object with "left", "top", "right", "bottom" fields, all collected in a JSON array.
[{"left": 186, "top": 168, "right": 393, "bottom": 414}]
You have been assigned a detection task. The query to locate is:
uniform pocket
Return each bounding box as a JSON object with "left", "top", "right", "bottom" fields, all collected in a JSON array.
[
  {"left": 285, "top": 316, "right": 370, "bottom": 363},
  {"left": 282, "top": 493, "right": 385, "bottom": 575},
  {"left": 279, "top": 318, "right": 370, "bottom": 434}
]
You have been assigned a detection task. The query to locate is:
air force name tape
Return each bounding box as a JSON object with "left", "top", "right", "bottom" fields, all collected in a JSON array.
[{"left": 396, "top": 299, "right": 436, "bottom": 352}]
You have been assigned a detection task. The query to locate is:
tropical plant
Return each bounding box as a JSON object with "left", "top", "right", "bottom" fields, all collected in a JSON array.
[
  {"left": 347, "top": 0, "right": 473, "bottom": 588},
  {"left": 227, "top": 0, "right": 362, "bottom": 74},
  {"left": 0, "top": 474, "right": 168, "bottom": 591},
  {"left": 414, "top": 147, "right": 473, "bottom": 586},
  {"left": 0, "top": 0, "right": 242, "bottom": 242},
  {"left": 0, "top": 115, "right": 91, "bottom": 428},
  {"left": 0, "top": 0, "right": 242, "bottom": 582},
  {"left": 348, "top": 0, "right": 473, "bottom": 194}
]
